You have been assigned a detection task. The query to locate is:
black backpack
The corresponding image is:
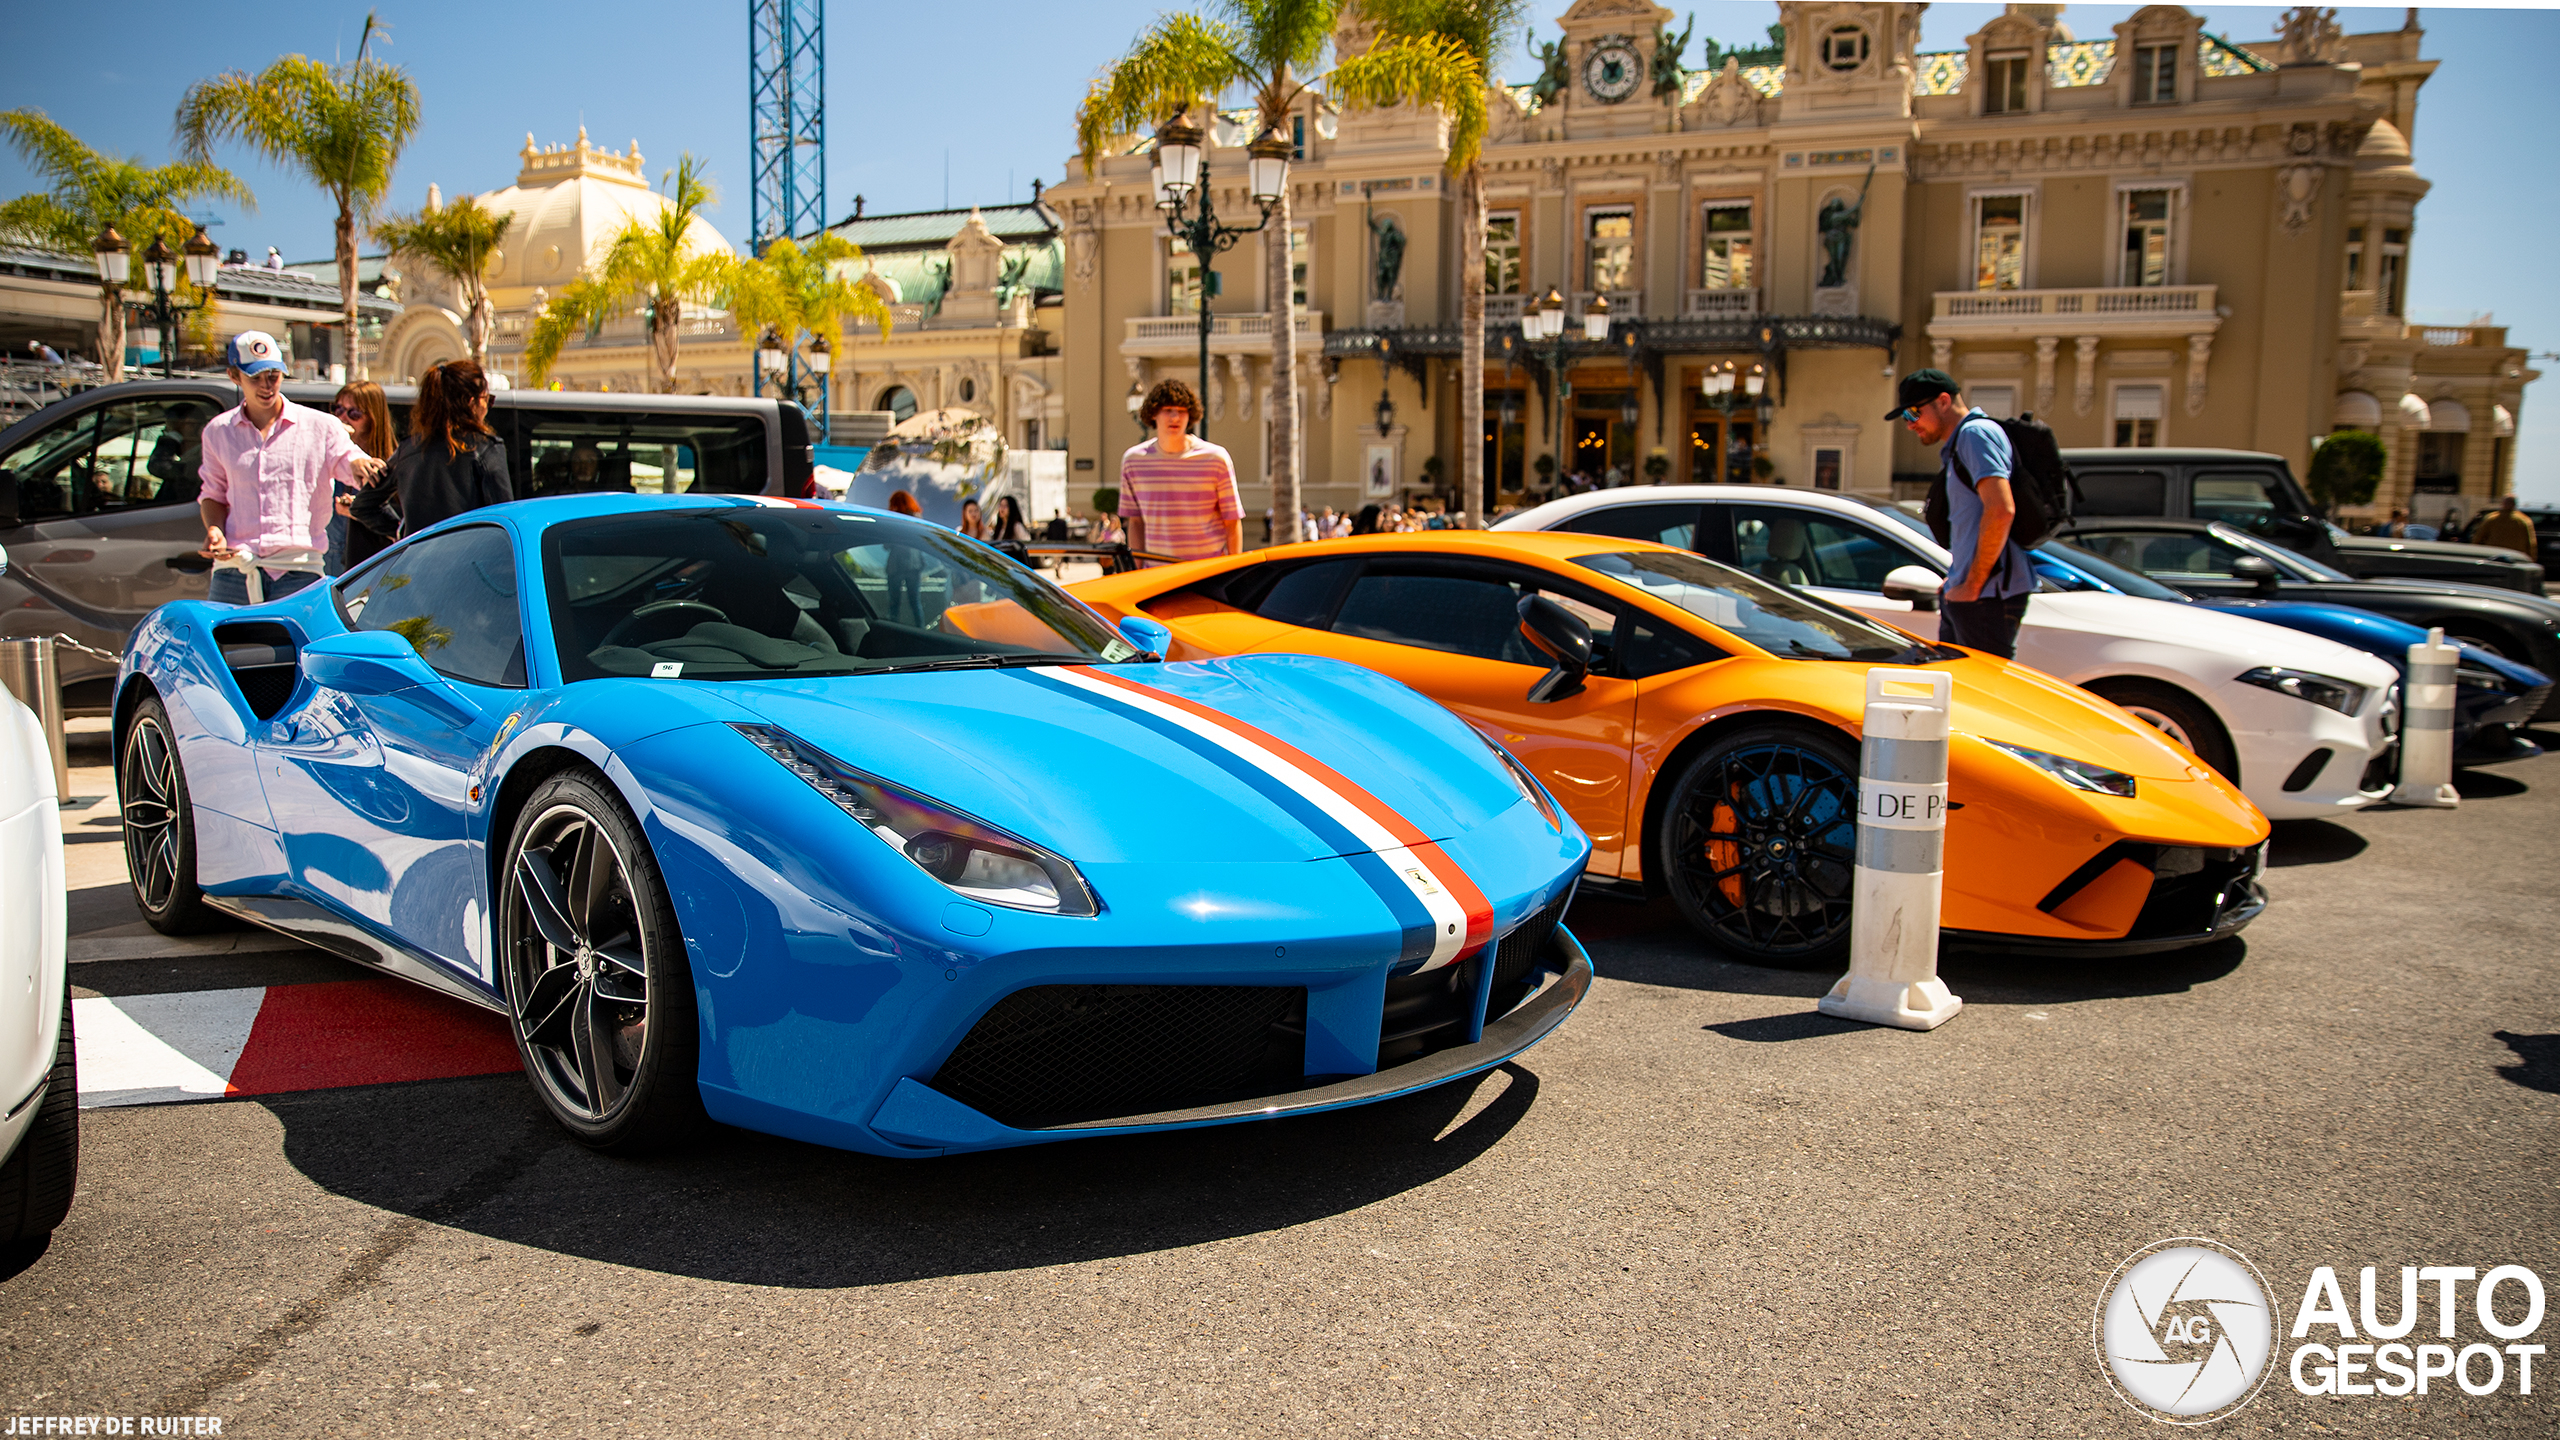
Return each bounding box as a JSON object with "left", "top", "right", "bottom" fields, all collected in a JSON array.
[{"left": 1924, "top": 411, "right": 2078, "bottom": 549}]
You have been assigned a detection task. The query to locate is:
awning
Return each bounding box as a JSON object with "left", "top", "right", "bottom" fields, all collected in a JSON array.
[
  {"left": 2494, "top": 403, "right": 2517, "bottom": 437},
  {"left": 2332, "top": 390, "right": 2381, "bottom": 428},
  {"left": 2428, "top": 397, "right": 2472, "bottom": 433},
  {"left": 2397, "top": 391, "right": 2432, "bottom": 429}
]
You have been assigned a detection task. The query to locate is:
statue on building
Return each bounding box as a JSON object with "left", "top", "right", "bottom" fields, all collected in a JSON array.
[
  {"left": 1651, "top": 15, "right": 1694, "bottom": 101},
  {"left": 2276, "top": 6, "right": 2344, "bottom": 66},
  {"left": 1816, "top": 163, "right": 1876, "bottom": 289},
  {"left": 1371, "top": 214, "right": 1406, "bottom": 301},
  {"left": 1528, "top": 33, "right": 1568, "bottom": 107}
]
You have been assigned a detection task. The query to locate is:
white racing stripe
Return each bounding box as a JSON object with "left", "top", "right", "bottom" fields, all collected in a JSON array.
[
  {"left": 1044, "top": 667, "right": 1478, "bottom": 969},
  {"left": 74, "top": 988, "right": 266, "bottom": 1107}
]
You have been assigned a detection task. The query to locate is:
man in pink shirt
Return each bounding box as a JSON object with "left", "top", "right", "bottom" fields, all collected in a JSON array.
[
  {"left": 198, "top": 330, "right": 383, "bottom": 603},
  {"left": 1119, "top": 379, "right": 1241, "bottom": 563}
]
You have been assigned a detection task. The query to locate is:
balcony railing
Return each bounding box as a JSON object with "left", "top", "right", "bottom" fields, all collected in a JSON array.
[
  {"left": 1123, "top": 310, "right": 1326, "bottom": 350},
  {"left": 1484, "top": 293, "right": 1525, "bottom": 324},
  {"left": 1685, "top": 288, "right": 1759, "bottom": 319},
  {"left": 1928, "top": 285, "right": 2218, "bottom": 334},
  {"left": 2419, "top": 325, "right": 2486, "bottom": 347},
  {"left": 1572, "top": 289, "right": 1644, "bottom": 319}
]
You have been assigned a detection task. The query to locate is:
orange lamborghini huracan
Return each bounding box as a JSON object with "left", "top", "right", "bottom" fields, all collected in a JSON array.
[{"left": 1073, "top": 531, "right": 2271, "bottom": 965}]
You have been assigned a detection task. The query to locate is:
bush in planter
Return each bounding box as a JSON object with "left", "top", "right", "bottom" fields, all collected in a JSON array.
[
  {"left": 1642, "top": 451, "right": 1670, "bottom": 483},
  {"left": 2306, "top": 430, "right": 2385, "bottom": 513},
  {"left": 1751, "top": 455, "right": 1777, "bottom": 483},
  {"left": 1091, "top": 487, "right": 1119, "bottom": 516}
]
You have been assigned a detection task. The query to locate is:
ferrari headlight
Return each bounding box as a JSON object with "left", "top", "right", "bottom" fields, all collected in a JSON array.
[
  {"left": 733, "top": 723, "right": 1098, "bottom": 916},
  {"left": 1982, "top": 738, "right": 2137, "bottom": 798},
  {"left": 2236, "top": 666, "right": 2367, "bottom": 716},
  {"left": 1483, "top": 739, "right": 1563, "bottom": 832}
]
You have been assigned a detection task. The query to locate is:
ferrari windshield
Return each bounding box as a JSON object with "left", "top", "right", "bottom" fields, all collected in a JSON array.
[
  {"left": 1575, "top": 549, "right": 1922, "bottom": 661},
  {"left": 544, "top": 506, "right": 1131, "bottom": 682}
]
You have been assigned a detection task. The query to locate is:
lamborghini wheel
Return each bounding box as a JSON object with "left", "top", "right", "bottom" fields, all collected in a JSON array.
[
  {"left": 496, "top": 770, "right": 704, "bottom": 1153},
  {"left": 1658, "top": 723, "right": 1859, "bottom": 968},
  {"left": 120, "top": 695, "right": 221, "bottom": 935}
]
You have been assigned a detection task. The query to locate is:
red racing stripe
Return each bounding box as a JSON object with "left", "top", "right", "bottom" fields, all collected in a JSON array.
[
  {"left": 1067, "top": 665, "right": 1498, "bottom": 956},
  {"left": 224, "top": 978, "right": 520, "bottom": 1097}
]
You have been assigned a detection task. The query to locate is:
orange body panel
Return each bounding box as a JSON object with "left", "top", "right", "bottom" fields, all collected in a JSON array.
[{"left": 1074, "top": 533, "right": 2270, "bottom": 946}]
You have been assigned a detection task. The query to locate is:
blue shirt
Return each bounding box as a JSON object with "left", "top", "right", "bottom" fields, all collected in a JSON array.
[{"left": 1941, "top": 410, "right": 2037, "bottom": 600}]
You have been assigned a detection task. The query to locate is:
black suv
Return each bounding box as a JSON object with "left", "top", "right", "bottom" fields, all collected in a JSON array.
[
  {"left": 2059, "top": 446, "right": 2545, "bottom": 594},
  {"left": 0, "top": 379, "right": 818, "bottom": 714}
]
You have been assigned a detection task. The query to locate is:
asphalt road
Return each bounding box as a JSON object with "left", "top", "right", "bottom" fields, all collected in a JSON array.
[{"left": 6, "top": 721, "right": 2557, "bottom": 1437}]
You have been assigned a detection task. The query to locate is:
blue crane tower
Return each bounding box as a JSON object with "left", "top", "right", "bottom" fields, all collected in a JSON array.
[{"left": 749, "top": 0, "right": 828, "bottom": 436}]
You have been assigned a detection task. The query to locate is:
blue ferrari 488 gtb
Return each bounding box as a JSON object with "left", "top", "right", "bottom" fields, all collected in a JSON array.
[{"left": 113, "top": 496, "right": 1591, "bottom": 1155}]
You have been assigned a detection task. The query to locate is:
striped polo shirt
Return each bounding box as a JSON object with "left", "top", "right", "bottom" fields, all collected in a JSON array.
[{"left": 1119, "top": 436, "right": 1243, "bottom": 562}]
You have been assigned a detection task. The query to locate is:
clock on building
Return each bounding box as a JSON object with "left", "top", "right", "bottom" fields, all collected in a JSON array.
[{"left": 1583, "top": 37, "right": 1641, "bottom": 103}]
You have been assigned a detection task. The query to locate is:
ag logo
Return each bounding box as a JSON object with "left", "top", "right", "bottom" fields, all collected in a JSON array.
[{"left": 2094, "top": 1238, "right": 2280, "bottom": 1424}]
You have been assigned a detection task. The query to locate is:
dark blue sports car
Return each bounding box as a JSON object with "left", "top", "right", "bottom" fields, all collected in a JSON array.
[
  {"left": 2031, "top": 541, "right": 2548, "bottom": 758},
  {"left": 113, "top": 496, "right": 1592, "bottom": 1156}
]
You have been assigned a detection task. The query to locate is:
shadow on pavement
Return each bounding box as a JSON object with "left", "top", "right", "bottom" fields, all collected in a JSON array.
[
  {"left": 2268, "top": 819, "right": 2368, "bottom": 868},
  {"left": 2455, "top": 769, "right": 2530, "bottom": 800},
  {"left": 259, "top": 1061, "right": 1541, "bottom": 1288},
  {"left": 2492, "top": 1031, "right": 2560, "bottom": 1095},
  {"left": 1704, "top": 1012, "right": 1866, "bottom": 1044}
]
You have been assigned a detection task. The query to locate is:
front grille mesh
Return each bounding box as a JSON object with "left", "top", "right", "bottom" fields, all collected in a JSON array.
[
  {"left": 931, "top": 984, "right": 1304, "bottom": 1129},
  {"left": 1489, "top": 897, "right": 1564, "bottom": 997}
]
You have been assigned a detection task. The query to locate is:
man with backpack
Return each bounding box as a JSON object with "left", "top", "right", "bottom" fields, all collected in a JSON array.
[{"left": 1889, "top": 368, "right": 2040, "bottom": 659}]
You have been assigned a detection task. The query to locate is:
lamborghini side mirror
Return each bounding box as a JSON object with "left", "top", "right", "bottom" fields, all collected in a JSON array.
[{"left": 1518, "top": 594, "right": 1591, "bottom": 703}]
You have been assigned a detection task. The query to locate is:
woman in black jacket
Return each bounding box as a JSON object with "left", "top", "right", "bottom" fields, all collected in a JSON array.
[{"left": 351, "top": 359, "right": 511, "bottom": 540}]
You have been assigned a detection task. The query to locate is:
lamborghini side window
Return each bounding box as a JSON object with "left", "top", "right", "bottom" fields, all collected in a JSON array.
[
  {"left": 338, "top": 524, "right": 528, "bottom": 688},
  {"left": 1251, "top": 558, "right": 1359, "bottom": 628}
]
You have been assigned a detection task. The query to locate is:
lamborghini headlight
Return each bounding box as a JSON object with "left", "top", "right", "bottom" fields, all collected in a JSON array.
[
  {"left": 733, "top": 723, "right": 1099, "bottom": 916},
  {"left": 1982, "top": 738, "right": 2138, "bottom": 798},
  {"left": 2235, "top": 666, "right": 2367, "bottom": 716}
]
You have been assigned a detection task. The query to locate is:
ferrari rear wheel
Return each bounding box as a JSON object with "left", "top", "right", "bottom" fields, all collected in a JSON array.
[
  {"left": 1658, "top": 724, "right": 1859, "bottom": 968},
  {"left": 120, "top": 695, "right": 221, "bottom": 936},
  {"left": 497, "top": 771, "right": 704, "bottom": 1153}
]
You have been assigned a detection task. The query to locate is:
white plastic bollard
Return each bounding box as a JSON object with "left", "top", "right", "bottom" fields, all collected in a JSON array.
[
  {"left": 1819, "top": 667, "right": 1963, "bottom": 1031},
  {"left": 2390, "top": 625, "right": 2461, "bottom": 808}
]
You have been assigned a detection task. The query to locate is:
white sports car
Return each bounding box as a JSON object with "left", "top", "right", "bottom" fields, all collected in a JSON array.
[
  {"left": 1495, "top": 488, "right": 2399, "bottom": 821},
  {"left": 0, "top": 542, "right": 75, "bottom": 1252}
]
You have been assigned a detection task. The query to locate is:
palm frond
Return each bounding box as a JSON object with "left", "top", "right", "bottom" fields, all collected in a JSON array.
[
  {"left": 525, "top": 277, "right": 617, "bottom": 387},
  {"left": 1328, "top": 32, "right": 1488, "bottom": 170},
  {"left": 1222, "top": 0, "right": 1339, "bottom": 85},
  {"left": 1075, "top": 13, "right": 1246, "bottom": 171}
]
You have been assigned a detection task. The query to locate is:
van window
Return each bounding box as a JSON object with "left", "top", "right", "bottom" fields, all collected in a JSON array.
[
  {"left": 514, "top": 408, "right": 768, "bottom": 500},
  {"left": 0, "top": 397, "right": 224, "bottom": 520},
  {"left": 2192, "top": 471, "right": 2293, "bottom": 537},
  {"left": 2074, "top": 469, "right": 2168, "bottom": 516}
]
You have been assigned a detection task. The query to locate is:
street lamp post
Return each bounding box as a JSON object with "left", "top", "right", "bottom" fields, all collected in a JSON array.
[
  {"left": 756, "top": 326, "right": 832, "bottom": 440},
  {"left": 1153, "top": 117, "right": 1289, "bottom": 443},
  {"left": 106, "top": 227, "right": 220, "bottom": 378},
  {"left": 1697, "top": 358, "right": 1769, "bottom": 484},
  {"left": 1521, "top": 287, "right": 1613, "bottom": 487}
]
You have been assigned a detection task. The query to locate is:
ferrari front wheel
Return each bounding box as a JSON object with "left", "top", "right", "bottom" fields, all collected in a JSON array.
[
  {"left": 1658, "top": 723, "right": 1859, "bottom": 969},
  {"left": 496, "top": 770, "right": 704, "bottom": 1153}
]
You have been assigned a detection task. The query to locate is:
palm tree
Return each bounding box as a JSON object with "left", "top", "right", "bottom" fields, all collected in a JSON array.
[
  {"left": 372, "top": 194, "right": 513, "bottom": 368},
  {"left": 523, "top": 155, "right": 733, "bottom": 392},
  {"left": 1077, "top": 1, "right": 1484, "bottom": 537},
  {"left": 176, "top": 12, "right": 420, "bottom": 378},
  {"left": 726, "top": 232, "right": 894, "bottom": 418},
  {"left": 1361, "top": 0, "right": 1527, "bottom": 528},
  {"left": 0, "top": 110, "right": 250, "bottom": 382}
]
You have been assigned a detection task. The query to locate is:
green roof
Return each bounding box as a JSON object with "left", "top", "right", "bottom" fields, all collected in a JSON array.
[{"left": 828, "top": 202, "right": 1058, "bottom": 253}]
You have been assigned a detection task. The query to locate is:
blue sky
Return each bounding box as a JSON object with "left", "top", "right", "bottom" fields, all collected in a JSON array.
[{"left": 2, "top": 1, "right": 2550, "bottom": 497}]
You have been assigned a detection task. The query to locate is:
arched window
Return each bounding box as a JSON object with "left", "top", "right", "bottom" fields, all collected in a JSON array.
[{"left": 878, "top": 386, "right": 917, "bottom": 423}]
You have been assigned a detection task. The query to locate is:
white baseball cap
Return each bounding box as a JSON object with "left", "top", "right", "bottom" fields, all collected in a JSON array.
[{"left": 226, "top": 330, "right": 286, "bottom": 374}]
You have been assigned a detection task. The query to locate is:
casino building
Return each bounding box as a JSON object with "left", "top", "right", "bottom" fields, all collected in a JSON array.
[{"left": 1043, "top": 1, "right": 2533, "bottom": 527}]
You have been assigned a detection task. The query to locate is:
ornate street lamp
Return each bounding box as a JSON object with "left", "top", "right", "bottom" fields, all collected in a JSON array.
[
  {"left": 124, "top": 227, "right": 221, "bottom": 377},
  {"left": 91, "top": 226, "right": 129, "bottom": 287},
  {"left": 183, "top": 227, "right": 221, "bottom": 290},
  {"left": 1375, "top": 388, "right": 1396, "bottom": 438},
  {"left": 1154, "top": 114, "right": 1286, "bottom": 442},
  {"left": 756, "top": 328, "right": 788, "bottom": 380},
  {"left": 1126, "top": 381, "right": 1145, "bottom": 417}
]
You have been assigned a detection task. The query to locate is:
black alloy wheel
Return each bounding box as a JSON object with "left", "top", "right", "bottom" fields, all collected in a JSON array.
[
  {"left": 1658, "top": 724, "right": 1859, "bottom": 967},
  {"left": 0, "top": 990, "right": 79, "bottom": 1249},
  {"left": 120, "top": 695, "right": 220, "bottom": 935},
  {"left": 496, "top": 771, "right": 704, "bottom": 1152}
]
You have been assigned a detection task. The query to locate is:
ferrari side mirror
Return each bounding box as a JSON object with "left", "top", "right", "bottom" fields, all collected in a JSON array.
[
  {"left": 2229, "top": 555, "right": 2280, "bottom": 596},
  {"left": 1117, "top": 613, "right": 1172, "bottom": 658},
  {"left": 1517, "top": 594, "right": 1591, "bottom": 703},
  {"left": 302, "top": 629, "right": 482, "bottom": 726},
  {"left": 1881, "top": 565, "right": 1943, "bottom": 612}
]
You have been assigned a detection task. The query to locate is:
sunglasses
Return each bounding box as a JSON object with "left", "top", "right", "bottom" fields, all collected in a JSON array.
[
  {"left": 1894, "top": 406, "right": 1924, "bottom": 425},
  {"left": 332, "top": 404, "right": 366, "bottom": 420}
]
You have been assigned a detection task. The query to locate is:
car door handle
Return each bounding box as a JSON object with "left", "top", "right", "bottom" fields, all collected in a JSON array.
[{"left": 165, "top": 553, "right": 213, "bottom": 573}]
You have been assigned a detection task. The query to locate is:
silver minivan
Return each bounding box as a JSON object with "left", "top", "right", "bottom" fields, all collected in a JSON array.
[{"left": 0, "top": 380, "right": 818, "bottom": 713}]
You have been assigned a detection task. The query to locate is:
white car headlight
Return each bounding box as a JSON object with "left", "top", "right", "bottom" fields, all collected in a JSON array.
[
  {"left": 2235, "top": 666, "right": 2368, "bottom": 717},
  {"left": 734, "top": 723, "right": 1099, "bottom": 916}
]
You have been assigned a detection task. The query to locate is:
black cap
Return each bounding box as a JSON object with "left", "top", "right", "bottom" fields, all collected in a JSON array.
[{"left": 1886, "top": 368, "right": 1959, "bottom": 420}]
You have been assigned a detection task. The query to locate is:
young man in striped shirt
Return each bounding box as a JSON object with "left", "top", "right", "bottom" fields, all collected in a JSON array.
[{"left": 1120, "top": 379, "right": 1242, "bottom": 562}]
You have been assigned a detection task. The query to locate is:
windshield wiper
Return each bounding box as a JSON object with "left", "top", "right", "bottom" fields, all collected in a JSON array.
[{"left": 870, "top": 652, "right": 1097, "bottom": 674}]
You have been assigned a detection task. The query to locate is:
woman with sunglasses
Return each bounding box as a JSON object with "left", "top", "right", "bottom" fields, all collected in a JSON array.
[
  {"left": 350, "top": 360, "right": 512, "bottom": 542},
  {"left": 330, "top": 380, "right": 398, "bottom": 568}
]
